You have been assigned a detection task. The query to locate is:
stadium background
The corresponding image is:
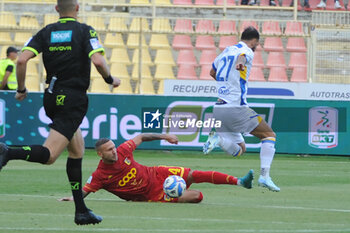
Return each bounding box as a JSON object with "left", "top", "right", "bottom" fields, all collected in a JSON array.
[
  {"left": 0, "top": 2, "right": 349, "bottom": 233},
  {"left": 0, "top": 0, "right": 349, "bottom": 155}
]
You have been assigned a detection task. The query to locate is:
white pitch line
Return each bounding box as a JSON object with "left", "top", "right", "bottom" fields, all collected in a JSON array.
[
  {"left": 0, "top": 211, "right": 347, "bottom": 228},
  {"left": 260, "top": 204, "right": 350, "bottom": 213},
  {"left": 1, "top": 193, "right": 350, "bottom": 213},
  {"left": 209, "top": 202, "right": 350, "bottom": 213},
  {"left": 1, "top": 227, "right": 350, "bottom": 233},
  {"left": 0, "top": 193, "right": 116, "bottom": 201}
]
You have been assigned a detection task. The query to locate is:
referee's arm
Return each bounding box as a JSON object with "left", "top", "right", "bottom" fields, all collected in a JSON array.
[
  {"left": 91, "top": 52, "right": 120, "bottom": 88},
  {"left": 15, "top": 50, "right": 35, "bottom": 100}
]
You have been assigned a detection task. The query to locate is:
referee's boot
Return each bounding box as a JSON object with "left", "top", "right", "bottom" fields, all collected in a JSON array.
[
  {"left": 203, "top": 131, "right": 220, "bottom": 155},
  {"left": 75, "top": 209, "right": 103, "bottom": 225},
  {"left": 0, "top": 142, "right": 9, "bottom": 171},
  {"left": 238, "top": 169, "right": 254, "bottom": 189}
]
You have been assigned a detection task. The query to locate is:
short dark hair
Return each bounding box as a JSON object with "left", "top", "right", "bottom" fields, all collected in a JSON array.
[
  {"left": 57, "top": 0, "right": 77, "bottom": 13},
  {"left": 6, "top": 46, "right": 18, "bottom": 56},
  {"left": 241, "top": 26, "right": 260, "bottom": 41},
  {"left": 95, "top": 138, "right": 110, "bottom": 150}
]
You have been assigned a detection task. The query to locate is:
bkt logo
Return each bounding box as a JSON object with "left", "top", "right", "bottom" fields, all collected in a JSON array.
[
  {"left": 143, "top": 109, "right": 162, "bottom": 129},
  {"left": 308, "top": 106, "right": 338, "bottom": 149}
]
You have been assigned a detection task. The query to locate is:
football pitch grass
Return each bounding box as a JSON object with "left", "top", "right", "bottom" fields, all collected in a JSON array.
[{"left": 0, "top": 150, "right": 349, "bottom": 233}]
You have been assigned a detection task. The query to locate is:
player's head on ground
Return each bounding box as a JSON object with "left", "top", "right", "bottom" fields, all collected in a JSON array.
[
  {"left": 6, "top": 46, "right": 19, "bottom": 60},
  {"left": 241, "top": 26, "right": 260, "bottom": 52},
  {"left": 56, "top": 0, "right": 79, "bottom": 17},
  {"left": 95, "top": 138, "right": 118, "bottom": 164}
]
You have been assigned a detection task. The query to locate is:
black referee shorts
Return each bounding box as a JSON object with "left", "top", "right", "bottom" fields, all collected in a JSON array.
[{"left": 43, "top": 87, "right": 88, "bottom": 141}]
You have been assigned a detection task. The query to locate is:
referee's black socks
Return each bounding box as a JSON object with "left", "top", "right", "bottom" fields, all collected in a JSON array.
[
  {"left": 66, "top": 158, "right": 88, "bottom": 213},
  {"left": 7, "top": 145, "right": 50, "bottom": 164}
]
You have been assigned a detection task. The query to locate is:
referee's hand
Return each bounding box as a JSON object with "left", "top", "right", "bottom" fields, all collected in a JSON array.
[
  {"left": 15, "top": 89, "right": 28, "bottom": 101},
  {"left": 112, "top": 76, "right": 121, "bottom": 88}
]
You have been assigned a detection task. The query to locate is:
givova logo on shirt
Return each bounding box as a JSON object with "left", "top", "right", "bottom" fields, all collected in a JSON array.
[{"left": 51, "top": 31, "right": 72, "bottom": 43}]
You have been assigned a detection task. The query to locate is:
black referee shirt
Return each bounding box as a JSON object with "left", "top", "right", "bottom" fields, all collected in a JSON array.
[{"left": 23, "top": 17, "right": 105, "bottom": 92}]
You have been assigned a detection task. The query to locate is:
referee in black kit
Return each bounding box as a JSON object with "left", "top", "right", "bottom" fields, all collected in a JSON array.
[{"left": 0, "top": 0, "right": 120, "bottom": 225}]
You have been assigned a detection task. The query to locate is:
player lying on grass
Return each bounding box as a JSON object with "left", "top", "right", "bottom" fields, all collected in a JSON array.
[{"left": 59, "top": 133, "right": 254, "bottom": 203}]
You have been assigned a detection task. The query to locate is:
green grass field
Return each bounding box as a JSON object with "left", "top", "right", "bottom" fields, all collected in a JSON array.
[{"left": 0, "top": 150, "right": 349, "bottom": 233}]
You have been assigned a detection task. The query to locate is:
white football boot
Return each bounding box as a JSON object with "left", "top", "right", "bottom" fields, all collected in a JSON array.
[
  {"left": 203, "top": 131, "right": 220, "bottom": 155},
  {"left": 258, "top": 176, "right": 281, "bottom": 192}
]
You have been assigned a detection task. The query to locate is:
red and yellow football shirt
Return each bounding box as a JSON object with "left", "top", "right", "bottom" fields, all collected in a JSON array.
[
  {"left": 83, "top": 140, "right": 154, "bottom": 201},
  {"left": 83, "top": 140, "right": 191, "bottom": 202}
]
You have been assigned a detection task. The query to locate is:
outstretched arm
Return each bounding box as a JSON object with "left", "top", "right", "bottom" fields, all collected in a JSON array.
[
  {"left": 58, "top": 190, "right": 90, "bottom": 202},
  {"left": 132, "top": 133, "right": 178, "bottom": 147}
]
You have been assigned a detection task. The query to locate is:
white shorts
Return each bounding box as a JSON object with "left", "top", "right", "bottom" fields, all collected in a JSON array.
[
  {"left": 213, "top": 104, "right": 261, "bottom": 137},
  {"left": 217, "top": 131, "right": 245, "bottom": 144}
]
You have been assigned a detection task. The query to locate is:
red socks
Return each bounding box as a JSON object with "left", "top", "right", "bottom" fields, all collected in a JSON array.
[{"left": 191, "top": 170, "right": 238, "bottom": 185}]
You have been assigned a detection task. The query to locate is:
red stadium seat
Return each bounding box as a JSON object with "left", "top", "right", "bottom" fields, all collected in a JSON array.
[
  {"left": 290, "top": 67, "right": 307, "bottom": 82},
  {"left": 172, "top": 35, "right": 193, "bottom": 50},
  {"left": 256, "top": 44, "right": 263, "bottom": 51},
  {"left": 195, "top": 35, "right": 216, "bottom": 50},
  {"left": 199, "top": 49, "right": 217, "bottom": 65},
  {"left": 216, "top": 0, "right": 236, "bottom": 5},
  {"left": 177, "top": 49, "right": 197, "bottom": 66},
  {"left": 262, "top": 21, "right": 282, "bottom": 36},
  {"left": 308, "top": 0, "right": 321, "bottom": 9},
  {"left": 195, "top": 0, "right": 214, "bottom": 5},
  {"left": 263, "top": 37, "right": 284, "bottom": 52},
  {"left": 266, "top": 52, "right": 286, "bottom": 68},
  {"left": 174, "top": 19, "right": 193, "bottom": 33},
  {"left": 268, "top": 67, "right": 288, "bottom": 82},
  {"left": 252, "top": 51, "right": 264, "bottom": 68},
  {"left": 240, "top": 21, "right": 259, "bottom": 33},
  {"left": 218, "top": 20, "right": 237, "bottom": 34},
  {"left": 288, "top": 52, "right": 307, "bottom": 68},
  {"left": 177, "top": 64, "right": 198, "bottom": 79},
  {"left": 219, "top": 36, "right": 238, "bottom": 50},
  {"left": 199, "top": 65, "right": 214, "bottom": 80},
  {"left": 249, "top": 67, "right": 266, "bottom": 81},
  {"left": 284, "top": 21, "right": 304, "bottom": 36},
  {"left": 196, "top": 19, "right": 216, "bottom": 33},
  {"left": 286, "top": 37, "right": 307, "bottom": 52}
]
